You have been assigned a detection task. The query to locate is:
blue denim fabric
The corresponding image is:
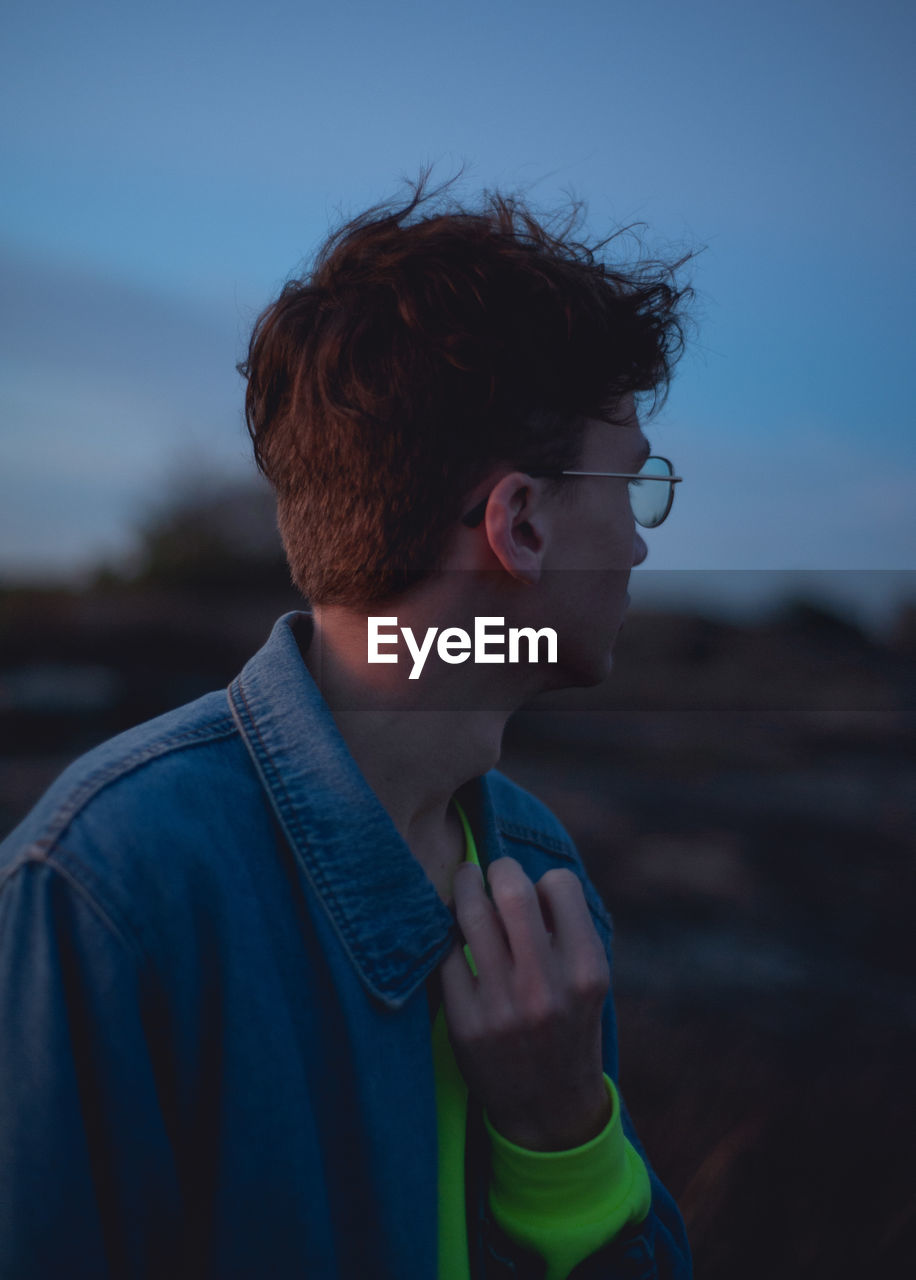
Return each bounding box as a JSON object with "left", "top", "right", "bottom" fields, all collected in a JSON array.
[{"left": 0, "top": 611, "right": 691, "bottom": 1279}]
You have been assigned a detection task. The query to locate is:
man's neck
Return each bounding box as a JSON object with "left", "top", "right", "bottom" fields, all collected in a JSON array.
[{"left": 297, "top": 605, "right": 531, "bottom": 874}]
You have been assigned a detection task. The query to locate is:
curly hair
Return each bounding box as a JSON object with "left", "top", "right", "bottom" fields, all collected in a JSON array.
[{"left": 239, "top": 168, "right": 697, "bottom": 604}]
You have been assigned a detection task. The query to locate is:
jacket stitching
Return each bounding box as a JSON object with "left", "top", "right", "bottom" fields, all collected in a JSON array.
[
  {"left": 229, "top": 676, "right": 417, "bottom": 1002},
  {"left": 496, "top": 822, "right": 613, "bottom": 937},
  {"left": 496, "top": 820, "right": 576, "bottom": 858},
  {"left": 26, "top": 717, "right": 238, "bottom": 859},
  {"left": 1, "top": 853, "right": 148, "bottom": 970},
  {"left": 229, "top": 676, "right": 344, "bottom": 915},
  {"left": 228, "top": 675, "right": 601, "bottom": 1000}
]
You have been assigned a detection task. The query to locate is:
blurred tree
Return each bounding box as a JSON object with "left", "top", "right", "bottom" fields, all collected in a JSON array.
[
  {"left": 771, "top": 597, "right": 869, "bottom": 648},
  {"left": 122, "top": 468, "right": 292, "bottom": 593}
]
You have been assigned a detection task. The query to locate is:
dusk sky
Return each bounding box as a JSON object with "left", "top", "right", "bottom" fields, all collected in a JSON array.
[{"left": 2, "top": 0, "right": 913, "bottom": 623}]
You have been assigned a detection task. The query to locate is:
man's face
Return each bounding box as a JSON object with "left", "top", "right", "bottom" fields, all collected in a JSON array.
[{"left": 541, "top": 394, "right": 649, "bottom": 686}]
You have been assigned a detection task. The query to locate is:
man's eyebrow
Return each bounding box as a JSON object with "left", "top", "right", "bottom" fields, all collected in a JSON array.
[{"left": 636, "top": 438, "right": 652, "bottom": 468}]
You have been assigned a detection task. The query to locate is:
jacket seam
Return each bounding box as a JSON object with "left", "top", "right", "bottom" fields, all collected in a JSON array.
[
  {"left": 0, "top": 852, "right": 149, "bottom": 971},
  {"left": 26, "top": 716, "right": 238, "bottom": 859},
  {"left": 496, "top": 821, "right": 577, "bottom": 859}
]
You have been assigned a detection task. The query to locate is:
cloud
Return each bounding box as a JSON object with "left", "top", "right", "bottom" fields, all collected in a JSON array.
[{"left": 0, "top": 244, "right": 254, "bottom": 577}]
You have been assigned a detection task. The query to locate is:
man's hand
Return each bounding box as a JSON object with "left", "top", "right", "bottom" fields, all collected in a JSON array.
[{"left": 440, "top": 856, "right": 611, "bottom": 1152}]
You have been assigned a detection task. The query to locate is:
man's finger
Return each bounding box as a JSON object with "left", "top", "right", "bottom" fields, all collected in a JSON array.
[
  {"left": 535, "top": 870, "right": 610, "bottom": 991},
  {"left": 487, "top": 857, "right": 552, "bottom": 972},
  {"left": 452, "top": 861, "right": 509, "bottom": 981}
]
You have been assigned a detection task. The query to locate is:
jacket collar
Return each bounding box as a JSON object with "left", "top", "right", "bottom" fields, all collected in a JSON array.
[{"left": 228, "top": 611, "right": 513, "bottom": 1010}]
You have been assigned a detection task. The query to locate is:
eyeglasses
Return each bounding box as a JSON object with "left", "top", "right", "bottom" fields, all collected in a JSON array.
[{"left": 461, "top": 455, "right": 682, "bottom": 530}]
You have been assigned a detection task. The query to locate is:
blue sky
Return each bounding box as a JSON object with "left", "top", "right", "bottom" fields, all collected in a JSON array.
[{"left": 2, "top": 0, "right": 914, "bottom": 614}]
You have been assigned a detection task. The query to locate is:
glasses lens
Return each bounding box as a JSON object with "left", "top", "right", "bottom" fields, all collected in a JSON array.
[{"left": 629, "top": 456, "right": 674, "bottom": 528}]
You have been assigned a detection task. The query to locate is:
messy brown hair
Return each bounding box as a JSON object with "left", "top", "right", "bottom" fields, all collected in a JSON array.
[{"left": 240, "top": 168, "right": 696, "bottom": 604}]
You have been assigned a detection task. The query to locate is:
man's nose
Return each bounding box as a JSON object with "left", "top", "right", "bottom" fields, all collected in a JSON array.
[{"left": 633, "top": 532, "right": 649, "bottom": 566}]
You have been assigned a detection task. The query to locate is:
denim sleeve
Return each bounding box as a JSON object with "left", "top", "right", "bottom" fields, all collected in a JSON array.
[{"left": 0, "top": 856, "right": 181, "bottom": 1280}]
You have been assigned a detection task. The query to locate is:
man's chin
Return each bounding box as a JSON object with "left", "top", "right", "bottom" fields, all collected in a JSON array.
[{"left": 579, "top": 652, "right": 615, "bottom": 688}]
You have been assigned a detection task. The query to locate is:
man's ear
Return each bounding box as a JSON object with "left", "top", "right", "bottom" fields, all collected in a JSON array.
[{"left": 482, "top": 472, "right": 551, "bottom": 585}]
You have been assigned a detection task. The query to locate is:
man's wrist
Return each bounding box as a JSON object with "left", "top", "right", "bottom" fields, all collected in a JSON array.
[
  {"left": 486, "top": 1074, "right": 612, "bottom": 1152},
  {"left": 485, "top": 1073, "right": 654, "bottom": 1273}
]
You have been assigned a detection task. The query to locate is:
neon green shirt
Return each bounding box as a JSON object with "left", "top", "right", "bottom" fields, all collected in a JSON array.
[{"left": 435, "top": 801, "right": 651, "bottom": 1279}]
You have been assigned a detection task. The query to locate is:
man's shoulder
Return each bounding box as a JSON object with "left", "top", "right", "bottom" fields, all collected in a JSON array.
[{"left": 0, "top": 689, "right": 255, "bottom": 915}]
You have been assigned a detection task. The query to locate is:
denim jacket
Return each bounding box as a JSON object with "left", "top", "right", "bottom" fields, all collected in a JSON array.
[{"left": 0, "top": 611, "right": 691, "bottom": 1279}]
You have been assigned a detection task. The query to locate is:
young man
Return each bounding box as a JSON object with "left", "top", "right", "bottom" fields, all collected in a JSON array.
[{"left": 0, "top": 177, "right": 694, "bottom": 1278}]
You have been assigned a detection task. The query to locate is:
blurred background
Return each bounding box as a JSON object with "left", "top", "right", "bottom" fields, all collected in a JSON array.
[{"left": 2, "top": 0, "right": 915, "bottom": 1273}]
